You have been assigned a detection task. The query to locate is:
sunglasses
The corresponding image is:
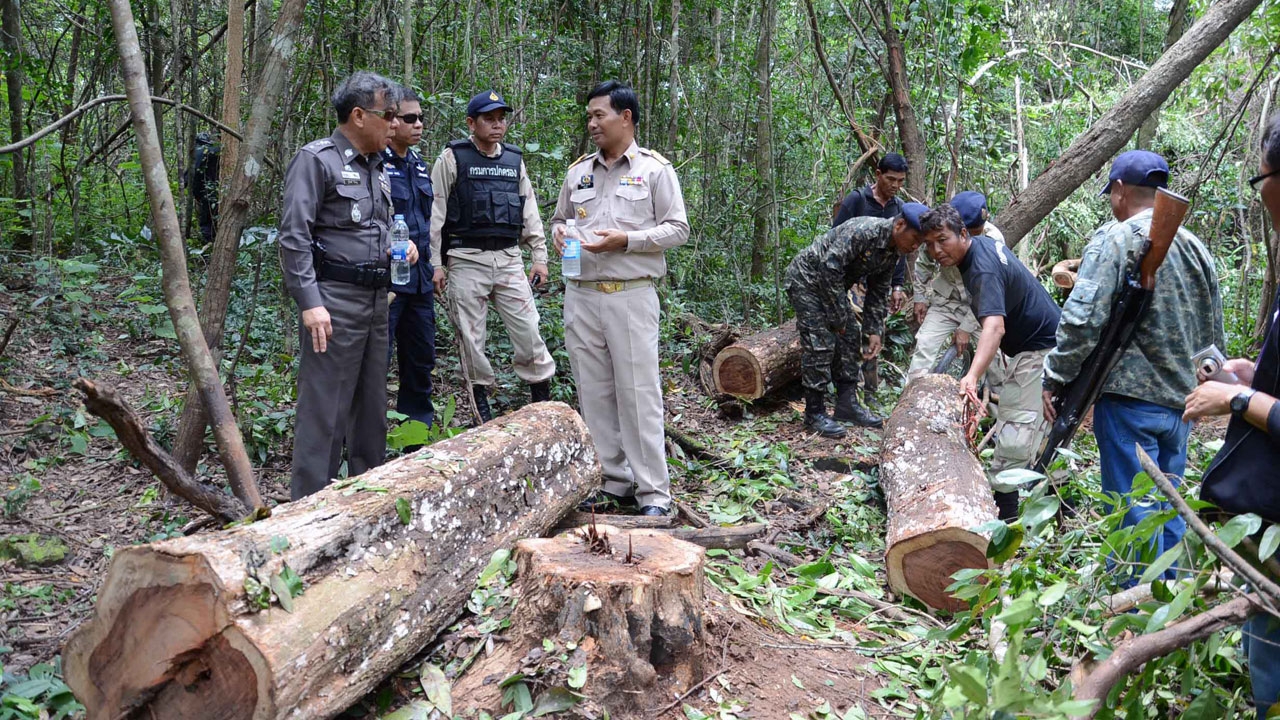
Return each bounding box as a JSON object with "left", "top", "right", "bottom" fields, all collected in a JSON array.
[
  {"left": 359, "top": 106, "right": 398, "bottom": 121},
  {"left": 1249, "top": 167, "right": 1280, "bottom": 191},
  {"left": 397, "top": 113, "right": 423, "bottom": 125}
]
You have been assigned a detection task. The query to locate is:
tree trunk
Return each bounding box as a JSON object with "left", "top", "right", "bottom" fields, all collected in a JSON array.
[
  {"left": 1137, "top": 0, "right": 1190, "bottom": 149},
  {"left": 104, "top": 0, "right": 263, "bottom": 511},
  {"left": 170, "top": 0, "right": 307, "bottom": 473},
  {"left": 1, "top": 0, "right": 31, "bottom": 252},
  {"left": 218, "top": 0, "right": 244, "bottom": 200},
  {"left": 880, "top": 374, "right": 996, "bottom": 612},
  {"left": 993, "top": 0, "right": 1264, "bottom": 246},
  {"left": 665, "top": 0, "right": 680, "bottom": 149},
  {"left": 401, "top": 0, "right": 412, "bottom": 83},
  {"left": 453, "top": 524, "right": 706, "bottom": 714},
  {"left": 748, "top": 0, "right": 776, "bottom": 282},
  {"left": 882, "top": 0, "right": 927, "bottom": 201},
  {"left": 711, "top": 319, "right": 800, "bottom": 400},
  {"left": 63, "top": 402, "right": 600, "bottom": 720}
]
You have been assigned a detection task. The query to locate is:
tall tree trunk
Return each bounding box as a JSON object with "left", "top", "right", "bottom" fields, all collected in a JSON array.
[
  {"left": 1, "top": 0, "right": 31, "bottom": 252},
  {"left": 171, "top": 0, "right": 307, "bottom": 473},
  {"left": 994, "top": 0, "right": 1264, "bottom": 246},
  {"left": 882, "top": 0, "right": 926, "bottom": 201},
  {"left": 401, "top": 0, "right": 412, "bottom": 83},
  {"left": 748, "top": 0, "right": 776, "bottom": 282},
  {"left": 104, "top": 0, "right": 263, "bottom": 512},
  {"left": 1137, "top": 0, "right": 1190, "bottom": 148},
  {"left": 666, "top": 0, "right": 680, "bottom": 149},
  {"left": 218, "top": 0, "right": 244, "bottom": 209},
  {"left": 1014, "top": 72, "right": 1032, "bottom": 264}
]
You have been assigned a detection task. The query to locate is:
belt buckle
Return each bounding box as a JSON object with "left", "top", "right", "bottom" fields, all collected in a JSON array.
[{"left": 598, "top": 281, "right": 623, "bottom": 294}]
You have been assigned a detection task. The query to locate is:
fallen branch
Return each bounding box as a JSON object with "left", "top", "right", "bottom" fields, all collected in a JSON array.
[
  {"left": 73, "top": 378, "right": 251, "bottom": 523},
  {"left": 557, "top": 512, "right": 678, "bottom": 530},
  {"left": 664, "top": 423, "right": 731, "bottom": 466},
  {"left": 675, "top": 500, "right": 711, "bottom": 528},
  {"left": 812, "top": 585, "right": 942, "bottom": 627},
  {"left": 0, "top": 378, "right": 57, "bottom": 397},
  {"left": 747, "top": 540, "right": 805, "bottom": 567},
  {"left": 0, "top": 94, "right": 243, "bottom": 155},
  {"left": 668, "top": 523, "right": 767, "bottom": 550},
  {"left": 1069, "top": 594, "right": 1258, "bottom": 719},
  {"left": 0, "top": 316, "right": 19, "bottom": 359},
  {"left": 1097, "top": 573, "right": 1233, "bottom": 617}
]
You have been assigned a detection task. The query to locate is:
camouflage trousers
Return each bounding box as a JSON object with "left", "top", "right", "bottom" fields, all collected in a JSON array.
[
  {"left": 786, "top": 282, "right": 862, "bottom": 394},
  {"left": 988, "top": 347, "right": 1051, "bottom": 493}
]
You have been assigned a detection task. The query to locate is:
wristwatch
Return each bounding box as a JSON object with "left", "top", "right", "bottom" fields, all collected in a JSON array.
[{"left": 1230, "top": 388, "right": 1258, "bottom": 418}]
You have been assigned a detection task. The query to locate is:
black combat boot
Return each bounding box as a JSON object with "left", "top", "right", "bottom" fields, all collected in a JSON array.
[
  {"left": 529, "top": 380, "right": 552, "bottom": 403},
  {"left": 472, "top": 384, "right": 493, "bottom": 424},
  {"left": 994, "top": 491, "right": 1020, "bottom": 523},
  {"left": 803, "top": 392, "right": 846, "bottom": 438},
  {"left": 833, "top": 384, "right": 884, "bottom": 428}
]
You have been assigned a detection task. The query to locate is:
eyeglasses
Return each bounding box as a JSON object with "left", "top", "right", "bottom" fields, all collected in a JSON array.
[
  {"left": 397, "top": 113, "right": 423, "bottom": 125},
  {"left": 1249, "top": 167, "right": 1280, "bottom": 191},
  {"left": 359, "top": 106, "right": 398, "bottom": 121}
]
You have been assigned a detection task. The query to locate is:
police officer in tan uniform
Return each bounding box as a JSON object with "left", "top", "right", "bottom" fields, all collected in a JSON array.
[
  {"left": 278, "top": 71, "right": 416, "bottom": 500},
  {"left": 430, "top": 90, "right": 555, "bottom": 422},
  {"left": 550, "top": 81, "right": 690, "bottom": 517}
]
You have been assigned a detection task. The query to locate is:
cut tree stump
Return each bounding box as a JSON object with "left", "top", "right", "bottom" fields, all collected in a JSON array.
[
  {"left": 880, "top": 375, "right": 996, "bottom": 612},
  {"left": 63, "top": 402, "right": 599, "bottom": 720},
  {"left": 711, "top": 319, "right": 800, "bottom": 400},
  {"left": 454, "top": 524, "right": 707, "bottom": 715}
]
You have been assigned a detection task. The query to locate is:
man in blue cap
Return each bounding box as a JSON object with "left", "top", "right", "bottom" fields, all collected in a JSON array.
[
  {"left": 783, "top": 204, "right": 928, "bottom": 437},
  {"left": 429, "top": 89, "right": 555, "bottom": 422},
  {"left": 919, "top": 203, "right": 1059, "bottom": 520},
  {"left": 908, "top": 190, "right": 1006, "bottom": 380},
  {"left": 1043, "top": 150, "right": 1223, "bottom": 568}
]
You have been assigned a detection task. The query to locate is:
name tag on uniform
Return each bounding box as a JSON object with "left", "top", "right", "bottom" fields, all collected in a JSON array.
[
  {"left": 577, "top": 174, "right": 594, "bottom": 189},
  {"left": 385, "top": 167, "right": 403, "bottom": 178},
  {"left": 341, "top": 172, "right": 361, "bottom": 185},
  {"left": 619, "top": 175, "right": 644, "bottom": 187}
]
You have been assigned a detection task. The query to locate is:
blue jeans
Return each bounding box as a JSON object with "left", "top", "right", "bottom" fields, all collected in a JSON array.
[
  {"left": 1094, "top": 394, "right": 1189, "bottom": 581},
  {"left": 1247, "top": 612, "right": 1280, "bottom": 718}
]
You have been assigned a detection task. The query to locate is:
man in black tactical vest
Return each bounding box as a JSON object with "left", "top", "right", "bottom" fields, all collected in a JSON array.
[{"left": 429, "top": 90, "right": 555, "bottom": 422}]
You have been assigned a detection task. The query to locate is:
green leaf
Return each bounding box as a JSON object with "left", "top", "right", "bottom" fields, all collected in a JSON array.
[
  {"left": 479, "top": 549, "right": 512, "bottom": 585},
  {"left": 380, "top": 700, "right": 432, "bottom": 720},
  {"left": 1055, "top": 700, "right": 1099, "bottom": 715},
  {"left": 1217, "top": 513, "right": 1263, "bottom": 548},
  {"left": 994, "top": 594, "right": 1038, "bottom": 626},
  {"left": 994, "top": 468, "right": 1044, "bottom": 489},
  {"left": 1146, "top": 583, "right": 1196, "bottom": 633},
  {"left": 1020, "top": 495, "right": 1059, "bottom": 528},
  {"left": 502, "top": 681, "right": 533, "bottom": 712},
  {"left": 419, "top": 663, "right": 451, "bottom": 715},
  {"left": 1139, "top": 545, "right": 1183, "bottom": 584},
  {"left": 791, "top": 560, "right": 835, "bottom": 580},
  {"left": 568, "top": 664, "right": 587, "bottom": 689},
  {"left": 1260, "top": 525, "right": 1280, "bottom": 561},
  {"left": 269, "top": 572, "right": 294, "bottom": 613},
  {"left": 944, "top": 664, "right": 987, "bottom": 705},
  {"left": 1038, "top": 581, "right": 1069, "bottom": 607},
  {"left": 530, "top": 687, "right": 580, "bottom": 716},
  {"left": 683, "top": 705, "right": 712, "bottom": 720},
  {"left": 1181, "top": 691, "right": 1222, "bottom": 719},
  {"left": 791, "top": 674, "right": 805, "bottom": 689},
  {"left": 987, "top": 523, "right": 1024, "bottom": 564},
  {"left": 396, "top": 497, "right": 412, "bottom": 525},
  {"left": 269, "top": 536, "right": 290, "bottom": 554}
]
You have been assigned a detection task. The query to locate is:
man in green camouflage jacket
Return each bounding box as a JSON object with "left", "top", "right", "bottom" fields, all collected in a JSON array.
[
  {"left": 1042, "top": 150, "right": 1224, "bottom": 578},
  {"left": 783, "top": 204, "right": 928, "bottom": 437}
]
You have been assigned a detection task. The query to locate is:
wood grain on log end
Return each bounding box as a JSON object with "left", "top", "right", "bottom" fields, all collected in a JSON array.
[
  {"left": 712, "top": 349, "right": 764, "bottom": 398},
  {"left": 711, "top": 319, "right": 801, "bottom": 400}
]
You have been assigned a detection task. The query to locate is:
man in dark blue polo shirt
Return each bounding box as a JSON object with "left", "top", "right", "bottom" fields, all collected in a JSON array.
[
  {"left": 381, "top": 88, "right": 436, "bottom": 427},
  {"left": 920, "top": 203, "right": 1060, "bottom": 520}
]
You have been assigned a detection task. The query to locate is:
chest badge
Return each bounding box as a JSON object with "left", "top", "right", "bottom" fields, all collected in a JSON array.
[
  {"left": 619, "top": 175, "right": 645, "bottom": 187},
  {"left": 576, "top": 207, "right": 588, "bottom": 219},
  {"left": 577, "top": 174, "right": 594, "bottom": 189},
  {"left": 351, "top": 203, "right": 362, "bottom": 223}
]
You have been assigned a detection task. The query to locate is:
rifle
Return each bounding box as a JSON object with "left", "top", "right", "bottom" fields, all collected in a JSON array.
[{"left": 1032, "top": 187, "right": 1190, "bottom": 473}]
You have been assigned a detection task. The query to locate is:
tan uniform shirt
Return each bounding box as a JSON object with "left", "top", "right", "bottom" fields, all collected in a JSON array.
[
  {"left": 550, "top": 141, "right": 690, "bottom": 281},
  {"left": 278, "top": 129, "right": 393, "bottom": 311},
  {"left": 914, "top": 221, "right": 1004, "bottom": 304},
  {"left": 428, "top": 139, "right": 548, "bottom": 267}
]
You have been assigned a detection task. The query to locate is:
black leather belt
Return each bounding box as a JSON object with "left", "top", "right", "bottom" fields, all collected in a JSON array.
[
  {"left": 317, "top": 259, "right": 390, "bottom": 288},
  {"left": 452, "top": 237, "right": 519, "bottom": 252}
]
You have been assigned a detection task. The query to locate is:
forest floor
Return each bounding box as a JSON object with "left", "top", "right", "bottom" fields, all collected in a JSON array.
[{"left": 0, "top": 264, "right": 1232, "bottom": 719}]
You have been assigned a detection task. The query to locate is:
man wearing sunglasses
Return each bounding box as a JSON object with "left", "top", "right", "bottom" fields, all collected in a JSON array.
[
  {"left": 381, "top": 88, "right": 437, "bottom": 431},
  {"left": 429, "top": 90, "right": 555, "bottom": 423},
  {"left": 278, "top": 71, "right": 418, "bottom": 500}
]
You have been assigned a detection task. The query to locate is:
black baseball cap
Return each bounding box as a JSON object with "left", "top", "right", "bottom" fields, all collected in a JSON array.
[
  {"left": 901, "top": 202, "right": 929, "bottom": 231},
  {"left": 467, "top": 90, "right": 512, "bottom": 118},
  {"left": 1100, "top": 150, "right": 1169, "bottom": 196}
]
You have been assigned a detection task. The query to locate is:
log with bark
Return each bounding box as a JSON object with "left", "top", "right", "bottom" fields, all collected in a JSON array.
[
  {"left": 63, "top": 402, "right": 599, "bottom": 720},
  {"left": 1052, "top": 258, "right": 1081, "bottom": 290},
  {"left": 880, "top": 374, "right": 997, "bottom": 612},
  {"left": 711, "top": 319, "right": 800, "bottom": 400}
]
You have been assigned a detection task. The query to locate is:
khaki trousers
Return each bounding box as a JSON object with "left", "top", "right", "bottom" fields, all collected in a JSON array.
[
  {"left": 564, "top": 283, "right": 670, "bottom": 509},
  {"left": 907, "top": 298, "right": 981, "bottom": 380},
  {"left": 447, "top": 247, "right": 555, "bottom": 386},
  {"left": 988, "top": 347, "right": 1051, "bottom": 492}
]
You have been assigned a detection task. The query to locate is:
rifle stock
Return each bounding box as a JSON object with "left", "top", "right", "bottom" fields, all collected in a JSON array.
[{"left": 1139, "top": 188, "right": 1190, "bottom": 289}]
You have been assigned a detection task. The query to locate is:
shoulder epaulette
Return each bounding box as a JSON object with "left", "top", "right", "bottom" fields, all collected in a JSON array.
[
  {"left": 569, "top": 152, "right": 597, "bottom": 167},
  {"left": 301, "top": 138, "right": 335, "bottom": 154},
  {"left": 638, "top": 147, "right": 672, "bottom": 165}
]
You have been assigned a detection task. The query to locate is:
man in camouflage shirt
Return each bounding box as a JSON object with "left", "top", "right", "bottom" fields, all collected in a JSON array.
[
  {"left": 784, "top": 203, "right": 928, "bottom": 437},
  {"left": 1043, "top": 150, "right": 1223, "bottom": 576}
]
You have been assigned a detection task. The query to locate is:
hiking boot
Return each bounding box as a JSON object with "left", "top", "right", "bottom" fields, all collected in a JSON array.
[
  {"left": 803, "top": 392, "right": 846, "bottom": 438},
  {"left": 994, "top": 491, "right": 1020, "bottom": 523},
  {"left": 472, "top": 384, "right": 493, "bottom": 424},
  {"left": 834, "top": 384, "right": 883, "bottom": 428},
  {"left": 530, "top": 380, "right": 552, "bottom": 403}
]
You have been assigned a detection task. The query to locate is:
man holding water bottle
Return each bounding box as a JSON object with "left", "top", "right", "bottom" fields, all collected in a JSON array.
[{"left": 550, "top": 81, "right": 690, "bottom": 517}]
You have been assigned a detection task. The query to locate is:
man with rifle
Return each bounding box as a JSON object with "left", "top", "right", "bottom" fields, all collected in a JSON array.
[{"left": 1041, "top": 150, "right": 1223, "bottom": 576}]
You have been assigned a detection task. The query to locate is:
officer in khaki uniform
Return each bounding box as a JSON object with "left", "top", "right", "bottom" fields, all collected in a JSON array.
[
  {"left": 278, "top": 72, "right": 416, "bottom": 500},
  {"left": 550, "top": 81, "right": 689, "bottom": 516},
  {"left": 430, "top": 90, "right": 555, "bottom": 422},
  {"left": 908, "top": 191, "right": 1005, "bottom": 381}
]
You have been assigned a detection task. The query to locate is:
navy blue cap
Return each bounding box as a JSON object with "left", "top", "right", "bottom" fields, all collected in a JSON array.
[
  {"left": 1101, "top": 150, "right": 1169, "bottom": 195},
  {"left": 466, "top": 90, "right": 512, "bottom": 118},
  {"left": 900, "top": 202, "right": 929, "bottom": 231},
  {"left": 950, "top": 191, "right": 988, "bottom": 229}
]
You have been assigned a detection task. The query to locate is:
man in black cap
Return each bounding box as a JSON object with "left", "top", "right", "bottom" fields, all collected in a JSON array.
[
  {"left": 920, "top": 203, "right": 1060, "bottom": 520},
  {"left": 784, "top": 203, "right": 928, "bottom": 437},
  {"left": 1043, "top": 150, "right": 1223, "bottom": 567},
  {"left": 429, "top": 90, "right": 555, "bottom": 422}
]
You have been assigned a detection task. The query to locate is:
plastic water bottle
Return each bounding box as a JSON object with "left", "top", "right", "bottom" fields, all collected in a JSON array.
[
  {"left": 562, "top": 219, "right": 582, "bottom": 278},
  {"left": 390, "top": 215, "right": 411, "bottom": 286}
]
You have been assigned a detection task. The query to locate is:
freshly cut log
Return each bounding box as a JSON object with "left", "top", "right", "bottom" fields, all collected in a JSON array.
[
  {"left": 880, "top": 375, "right": 996, "bottom": 612},
  {"left": 63, "top": 402, "right": 599, "bottom": 720},
  {"left": 1052, "top": 258, "right": 1081, "bottom": 290},
  {"left": 711, "top": 319, "right": 800, "bottom": 399}
]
